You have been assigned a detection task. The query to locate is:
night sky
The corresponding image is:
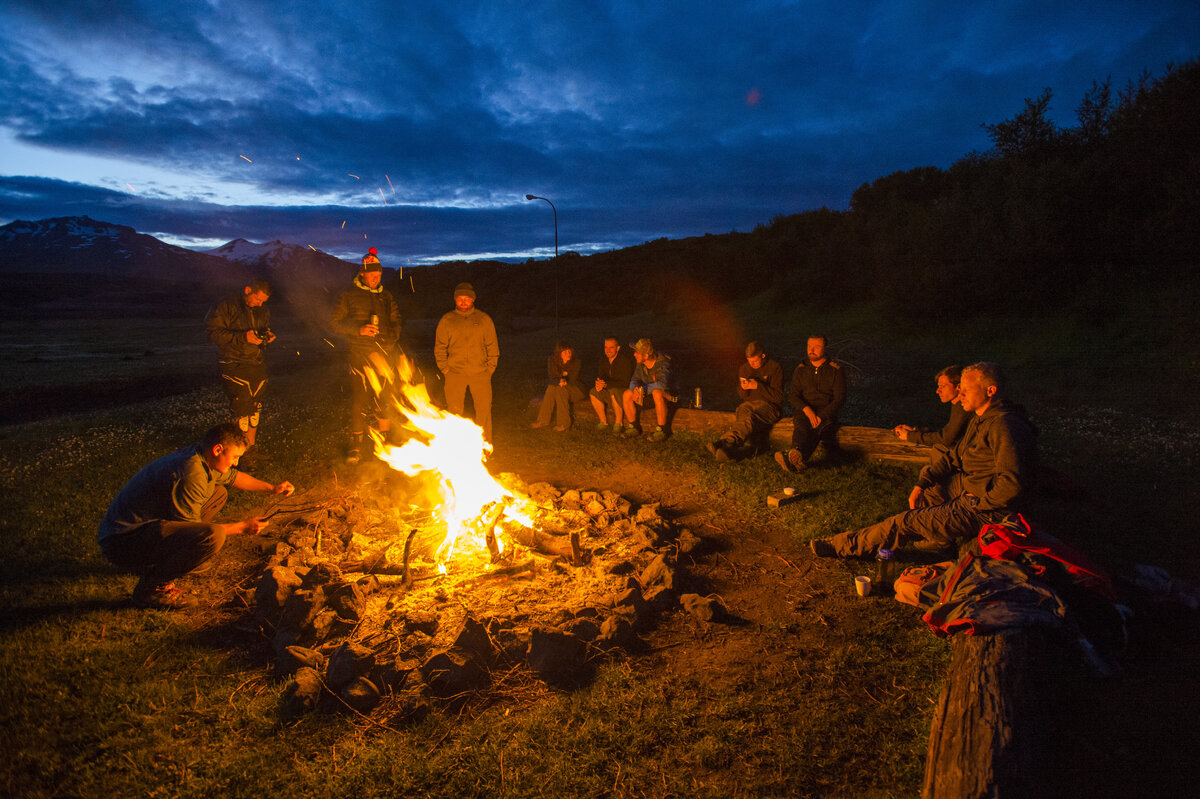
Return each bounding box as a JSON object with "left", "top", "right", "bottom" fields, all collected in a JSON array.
[{"left": 1, "top": 1, "right": 1196, "bottom": 265}]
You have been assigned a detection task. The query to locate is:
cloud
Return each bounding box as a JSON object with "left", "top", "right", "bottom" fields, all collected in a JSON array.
[{"left": 1, "top": 0, "right": 1196, "bottom": 262}]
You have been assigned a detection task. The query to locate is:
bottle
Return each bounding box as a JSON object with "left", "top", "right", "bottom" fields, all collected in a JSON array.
[
  {"left": 875, "top": 548, "right": 895, "bottom": 590},
  {"left": 368, "top": 313, "right": 379, "bottom": 327}
]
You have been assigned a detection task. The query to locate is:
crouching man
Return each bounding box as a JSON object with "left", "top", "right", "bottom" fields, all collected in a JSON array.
[
  {"left": 98, "top": 423, "right": 295, "bottom": 609},
  {"left": 810, "top": 363, "right": 1035, "bottom": 558}
]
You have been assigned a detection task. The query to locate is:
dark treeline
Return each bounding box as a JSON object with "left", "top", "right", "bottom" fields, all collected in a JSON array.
[{"left": 398, "top": 59, "right": 1199, "bottom": 327}]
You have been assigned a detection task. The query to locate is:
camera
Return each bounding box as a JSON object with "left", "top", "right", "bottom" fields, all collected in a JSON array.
[{"left": 255, "top": 328, "right": 272, "bottom": 346}]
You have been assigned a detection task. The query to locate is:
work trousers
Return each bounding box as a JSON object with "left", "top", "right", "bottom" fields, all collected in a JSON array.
[
  {"left": 827, "top": 481, "right": 992, "bottom": 557},
  {"left": 444, "top": 371, "right": 493, "bottom": 442},
  {"left": 99, "top": 486, "right": 228, "bottom": 590},
  {"left": 721, "top": 400, "right": 781, "bottom": 447}
]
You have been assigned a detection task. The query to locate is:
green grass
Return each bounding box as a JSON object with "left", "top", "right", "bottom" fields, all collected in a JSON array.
[{"left": 2, "top": 298, "right": 1197, "bottom": 797}]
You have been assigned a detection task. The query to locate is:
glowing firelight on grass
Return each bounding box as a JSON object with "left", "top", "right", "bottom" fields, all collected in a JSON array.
[{"left": 363, "top": 353, "right": 535, "bottom": 571}]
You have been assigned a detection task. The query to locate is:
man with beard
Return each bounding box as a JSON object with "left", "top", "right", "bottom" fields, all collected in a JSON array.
[
  {"left": 435, "top": 282, "right": 499, "bottom": 443},
  {"left": 776, "top": 334, "right": 845, "bottom": 472},
  {"left": 330, "top": 249, "right": 402, "bottom": 463},
  {"left": 205, "top": 279, "right": 275, "bottom": 453}
]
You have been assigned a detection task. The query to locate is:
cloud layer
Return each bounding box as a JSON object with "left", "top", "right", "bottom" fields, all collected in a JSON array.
[{"left": 1, "top": 0, "right": 1196, "bottom": 263}]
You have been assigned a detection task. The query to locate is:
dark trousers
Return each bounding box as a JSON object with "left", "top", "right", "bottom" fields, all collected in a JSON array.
[
  {"left": 220, "top": 361, "right": 268, "bottom": 418},
  {"left": 100, "top": 487, "right": 228, "bottom": 590},
  {"left": 721, "top": 400, "right": 781, "bottom": 447},
  {"left": 791, "top": 415, "right": 838, "bottom": 461}
]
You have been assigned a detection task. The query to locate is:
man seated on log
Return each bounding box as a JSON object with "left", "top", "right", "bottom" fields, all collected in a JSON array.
[
  {"left": 622, "top": 338, "right": 678, "bottom": 442},
  {"left": 98, "top": 423, "right": 295, "bottom": 609},
  {"left": 893, "top": 364, "right": 970, "bottom": 452},
  {"left": 775, "top": 334, "right": 845, "bottom": 473},
  {"left": 589, "top": 336, "right": 636, "bottom": 433},
  {"left": 811, "top": 362, "right": 1036, "bottom": 559},
  {"left": 706, "top": 341, "right": 784, "bottom": 461}
]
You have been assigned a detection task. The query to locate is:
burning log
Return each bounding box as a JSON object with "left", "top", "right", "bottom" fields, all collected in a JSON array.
[{"left": 509, "top": 526, "right": 581, "bottom": 561}]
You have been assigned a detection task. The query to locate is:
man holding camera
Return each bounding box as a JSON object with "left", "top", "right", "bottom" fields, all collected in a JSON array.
[{"left": 205, "top": 279, "right": 275, "bottom": 452}]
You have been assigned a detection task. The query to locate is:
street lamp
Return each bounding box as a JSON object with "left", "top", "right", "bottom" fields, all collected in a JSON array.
[{"left": 525, "top": 194, "right": 559, "bottom": 331}]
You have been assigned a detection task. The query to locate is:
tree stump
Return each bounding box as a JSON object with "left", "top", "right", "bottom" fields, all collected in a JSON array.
[{"left": 922, "top": 629, "right": 1053, "bottom": 799}]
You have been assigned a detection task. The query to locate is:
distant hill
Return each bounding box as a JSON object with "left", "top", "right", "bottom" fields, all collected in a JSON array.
[{"left": 0, "top": 216, "right": 235, "bottom": 283}]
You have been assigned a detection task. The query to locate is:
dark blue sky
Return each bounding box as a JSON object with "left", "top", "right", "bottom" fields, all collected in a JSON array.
[{"left": 1, "top": 1, "right": 1196, "bottom": 264}]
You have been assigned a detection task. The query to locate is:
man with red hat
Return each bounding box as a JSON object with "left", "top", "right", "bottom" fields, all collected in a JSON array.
[{"left": 330, "top": 249, "right": 402, "bottom": 463}]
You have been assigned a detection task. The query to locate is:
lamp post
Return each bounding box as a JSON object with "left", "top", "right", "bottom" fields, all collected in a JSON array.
[{"left": 525, "top": 194, "right": 559, "bottom": 331}]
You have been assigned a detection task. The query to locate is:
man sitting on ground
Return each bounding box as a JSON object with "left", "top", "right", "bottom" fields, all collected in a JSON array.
[
  {"left": 622, "top": 338, "right": 678, "bottom": 442},
  {"left": 776, "top": 334, "right": 845, "bottom": 472},
  {"left": 893, "top": 364, "right": 970, "bottom": 452},
  {"left": 98, "top": 423, "right": 295, "bottom": 609},
  {"left": 590, "top": 336, "right": 637, "bottom": 432},
  {"left": 811, "top": 362, "right": 1035, "bottom": 558},
  {"left": 707, "top": 341, "right": 784, "bottom": 461}
]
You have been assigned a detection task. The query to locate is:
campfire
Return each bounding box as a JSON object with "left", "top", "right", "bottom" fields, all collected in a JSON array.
[{"left": 249, "top": 353, "right": 723, "bottom": 722}]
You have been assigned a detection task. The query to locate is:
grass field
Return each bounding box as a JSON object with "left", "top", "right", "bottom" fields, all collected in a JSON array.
[{"left": 2, "top": 296, "right": 1198, "bottom": 797}]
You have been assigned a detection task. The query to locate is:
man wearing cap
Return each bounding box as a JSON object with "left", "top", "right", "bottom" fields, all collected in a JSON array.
[
  {"left": 622, "top": 338, "right": 677, "bottom": 442},
  {"left": 706, "top": 341, "right": 784, "bottom": 461},
  {"left": 204, "top": 279, "right": 275, "bottom": 452},
  {"left": 330, "top": 249, "right": 402, "bottom": 463},
  {"left": 435, "top": 283, "right": 499, "bottom": 443}
]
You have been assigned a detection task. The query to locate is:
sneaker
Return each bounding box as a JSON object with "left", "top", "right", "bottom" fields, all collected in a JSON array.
[
  {"left": 132, "top": 581, "right": 196, "bottom": 610},
  {"left": 611, "top": 422, "right": 624, "bottom": 434},
  {"left": 622, "top": 424, "right": 639, "bottom": 438},
  {"left": 596, "top": 420, "right": 610, "bottom": 431},
  {"left": 810, "top": 539, "right": 838, "bottom": 558},
  {"left": 648, "top": 427, "right": 667, "bottom": 443}
]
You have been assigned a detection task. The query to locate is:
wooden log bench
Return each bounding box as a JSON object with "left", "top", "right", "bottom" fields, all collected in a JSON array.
[{"left": 636, "top": 406, "right": 935, "bottom": 464}]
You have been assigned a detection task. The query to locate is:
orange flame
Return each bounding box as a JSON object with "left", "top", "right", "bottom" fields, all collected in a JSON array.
[{"left": 367, "top": 353, "right": 535, "bottom": 569}]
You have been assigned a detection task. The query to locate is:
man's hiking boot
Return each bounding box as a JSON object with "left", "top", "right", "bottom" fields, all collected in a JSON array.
[
  {"left": 622, "top": 424, "right": 639, "bottom": 438},
  {"left": 775, "top": 448, "right": 805, "bottom": 473},
  {"left": 611, "top": 422, "right": 624, "bottom": 434},
  {"left": 132, "top": 581, "right": 195, "bottom": 610},
  {"left": 596, "top": 420, "right": 610, "bottom": 431},
  {"left": 810, "top": 539, "right": 837, "bottom": 558},
  {"left": 648, "top": 426, "right": 668, "bottom": 443},
  {"left": 346, "top": 433, "right": 364, "bottom": 465}
]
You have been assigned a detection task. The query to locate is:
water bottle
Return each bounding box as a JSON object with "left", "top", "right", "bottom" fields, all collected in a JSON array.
[{"left": 875, "top": 548, "right": 895, "bottom": 590}]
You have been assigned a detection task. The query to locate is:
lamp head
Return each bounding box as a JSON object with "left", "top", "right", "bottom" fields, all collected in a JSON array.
[{"left": 525, "top": 194, "right": 537, "bottom": 200}]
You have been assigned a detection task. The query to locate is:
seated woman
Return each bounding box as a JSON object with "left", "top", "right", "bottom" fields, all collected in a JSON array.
[{"left": 532, "top": 341, "right": 585, "bottom": 431}]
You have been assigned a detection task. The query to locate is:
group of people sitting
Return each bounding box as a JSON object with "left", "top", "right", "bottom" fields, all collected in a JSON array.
[
  {"left": 531, "top": 336, "right": 678, "bottom": 442},
  {"left": 533, "top": 333, "right": 1037, "bottom": 565}
]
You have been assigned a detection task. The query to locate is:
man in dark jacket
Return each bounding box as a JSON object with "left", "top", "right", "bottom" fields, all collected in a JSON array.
[
  {"left": 893, "top": 364, "right": 970, "bottom": 452},
  {"left": 776, "top": 334, "right": 845, "bottom": 472},
  {"left": 589, "top": 336, "right": 637, "bottom": 432},
  {"left": 811, "top": 362, "right": 1036, "bottom": 558},
  {"left": 330, "top": 249, "right": 402, "bottom": 463},
  {"left": 707, "top": 341, "right": 784, "bottom": 460},
  {"left": 204, "top": 279, "right": 275, "bottom": 450}
]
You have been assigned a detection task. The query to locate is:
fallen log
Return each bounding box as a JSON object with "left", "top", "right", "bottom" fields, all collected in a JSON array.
[
  {"left": 922, "top": 629, "right": 1054, "bottom": 799},
  {"left": 636, "top": 407, "right": 935, "bottom": 464}
]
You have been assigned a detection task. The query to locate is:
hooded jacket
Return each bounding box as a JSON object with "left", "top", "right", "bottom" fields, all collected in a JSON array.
[{"left": 917, "top": 398, "right": 1036, "bottom": 513}]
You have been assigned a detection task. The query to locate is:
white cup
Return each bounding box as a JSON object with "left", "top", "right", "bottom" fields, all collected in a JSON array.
[
  {"left": 855, "top": 575, "right": 872, "bottom": 597},
  {"left": 783, "top": 487, "right": 796, "bottom": 496}
]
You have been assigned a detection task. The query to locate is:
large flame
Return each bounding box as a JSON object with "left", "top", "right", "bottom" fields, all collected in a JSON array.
[{"left": 366, "top": 352, "right": 533, "bottom": 568}]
